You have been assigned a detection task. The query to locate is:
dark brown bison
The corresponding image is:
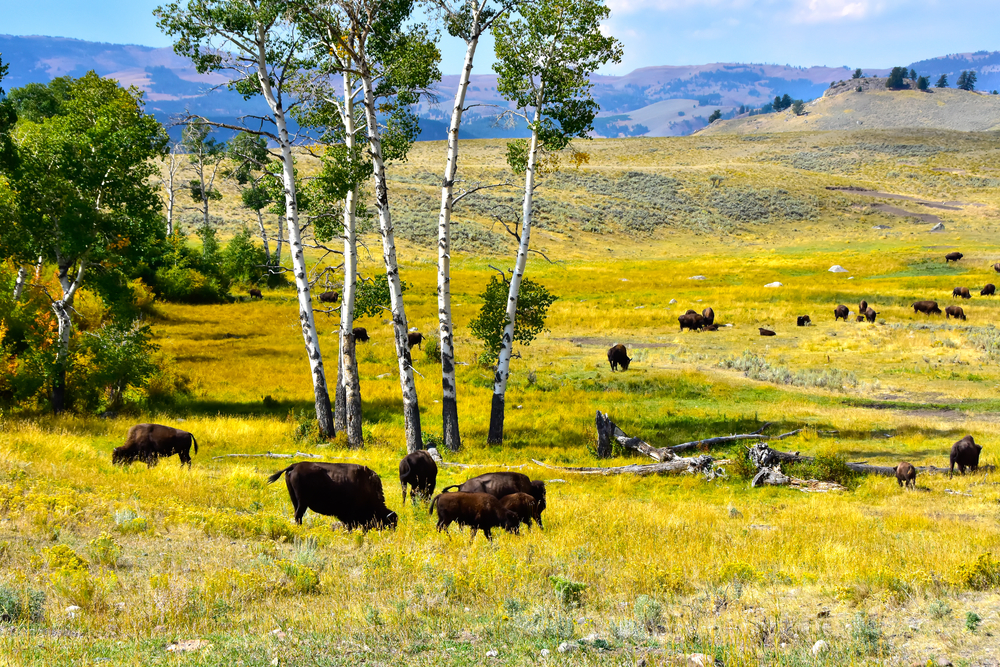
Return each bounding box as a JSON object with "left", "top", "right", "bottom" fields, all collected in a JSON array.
[
  {"left": 607, "top": 344, "right": 632, "bottom": 371},
  {"left": 995, "top": 262, "right": 1000, "bottom": 273},
  {"left": 981, "top": 284, "right": 996, "bottom": 296},
  {"left": 797, "top": 315, "right": 811, "bottom": 326},
  {"left": 834, "top": 305, "right": 849, "bottom": 321},
  {"left": 399, "top": 451, "right": 437, "bottom": 505},
  {"left": 407, "top": 332, "right": 424, "bottom": 349},
  {"left": 945, "top": 252, "right": 963, "bottom": 263},
  {"left": 945, "top": 305, "right": 967, "bottom": 320},
  {"left": 679, "top": 312, "right": 706, "bottom": 331},
  {"left": 864, "top": 307, "right": 877, "bottom": 323},
  {"left": 268, "top": 462, "right": 397, "bottom": 530},
  {"left": 704, "top": 323, "right": 719, "bottom": 331},
  {"left": 950, "top": 435, "right": 983, "bottom": 476},
  {"left": 895, "top": 461, "right": 917, "bottom": 488},
  {"left": 441, "top": 472, "right": 546, "bottom": 528},
  {"left": 859, "top": 300, "right": 868, "bottom": 314},
  {"left": 759, "top": 328, "right": 776, "bottom": 336},
  {"left": 112, "top": 424, "right": 198, "bottom": 467},
  {"left": 952, "top": 286, "right": 971, "bottom": 299},
  {"left": 249, "top": 288, "right": 263, "bottom": 300},
  {"left": 318, "top": 291, "right": 339, "bottom": 303},
  {"left": 499, "top": 492, "right": 542, "bottom": 533},
  {"left": 702, "top": 307, "right": 715, "bottom": 326},
  {"left": 430, "top": 492, "right": 517, "bottom": 541},
  {"left": 913, "top": 300, "right": 942, "bottom": 315},
  {"left": 856, "top": 315, "right": 866, "bottom": 322},
  {"left": 352, "top": 327, "right": 370, "bottom": 343}
]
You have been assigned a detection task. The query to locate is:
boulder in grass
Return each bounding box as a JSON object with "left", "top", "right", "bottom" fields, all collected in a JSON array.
[
  {"left": 764, "top": 282, "right": 783, "bottom": 288},
  {"left": 930, "top": 222, "right": 945, "bottom": 232},
  {"left": 828, "top": 265, "right": 848, "bottom": 273}
]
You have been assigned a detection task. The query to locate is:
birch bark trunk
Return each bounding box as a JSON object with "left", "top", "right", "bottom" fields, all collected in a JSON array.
[
  {"left": 13, "top": 266, "right": 27, "bottom": 301},
  {"left": 359, "top": 68, "right": 422, "bottom": 452}
]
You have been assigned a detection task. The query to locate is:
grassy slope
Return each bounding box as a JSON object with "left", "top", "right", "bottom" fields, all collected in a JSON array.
[{"left": 4, "top": 131, "right": 1000, "bottom": 664}]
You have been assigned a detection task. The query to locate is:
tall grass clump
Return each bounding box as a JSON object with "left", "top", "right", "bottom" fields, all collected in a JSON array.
[{"left": 720, "top": 350, "right": 857, "bottom": 391}]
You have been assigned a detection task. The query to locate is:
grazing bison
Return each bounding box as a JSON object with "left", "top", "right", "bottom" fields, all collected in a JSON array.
[
  {"left": 249, "top": 288, "right": 263, "bottom": 300},
  {"left": 318, "top": 291, "right": 339, "bottom": 303},
  {"left": 952, "top": 286, "right": 971, "bottom": 299},
  {"left": 950, "top": 435, "right": 983, "bottom": 476},
  {"left": 834, "top": 305, "right": 850, "bottom": 321},
  {"left": 112, "top": 424, "right": 198, "bottom": 467},
  {"left": 859, "top": 300, "right": 868, "bottom": 315},
  {"left": 430, "top": 492, "right": 516, "bottom": 541},
  {"left": 441, "top": 472, "right": 546, "bottom": 528},
  {"left": 352, "top": 327, "right": 370, "bottom": 343},
  {"left": 797, "top": 315, "right": 811, "bottom": 327},
  {"left": 981, "top": 284, "right": 996, "bottom": 296},
  {"left": 759, "top": 328, "right": 776, "bottom": 336},
  {"left": 864, "top": 307, "right": 877, "bottom": 323},
  {"left": 995, "top": 262, "right": 1000, "bottom": 274},
  {"left": 895, "top": 461, "right": 917, "bottom": 489},
  {"left": 701, "top": 307, "right": 715, "bottom": 326},
  {"left": 407, "top": 332, "right": 424, "bottom": 349},
  {"left": 268, "top": 462, "right": 397, "bottom": 530},
  {"left": 607, "top": 344, "right": 632, "bottom": 371},
  {"left": 399, "top": 451, "right": 437, "bottom": 504},
  {"left": 704, "top": 323, "right": 720, "bottom": 331},
  {"left": 945, "top": 252, "right": 963, "bottom": 263},
  {"left": 678, "top": 312, "right": 706, "bottom": 331},
  {"left": 499, "top": 492, "right": 542, "bottom": 533},
  {"left": 945, "top": 305, "right": 967, "bottom": 320},
  {"left": 913, "top": 300, "right": 942, "bottom": 315}
]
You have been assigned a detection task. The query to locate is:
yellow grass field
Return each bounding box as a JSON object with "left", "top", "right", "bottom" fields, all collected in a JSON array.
[{"left": 3, "top": 130, "right": 1000, "bottom": 665}]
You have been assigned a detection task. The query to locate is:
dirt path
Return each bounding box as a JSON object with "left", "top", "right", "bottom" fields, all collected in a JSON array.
[{"left": 828, "top": 186, "right": 967, "bottom": 210}]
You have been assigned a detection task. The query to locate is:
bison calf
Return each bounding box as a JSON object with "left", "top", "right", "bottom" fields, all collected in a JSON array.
[
  {"left": 758, "top": 328, "right": 776, "bottom": 336},
  {"left": 945, "top": 252, "right": 963, "bottom": 263},
  {"left": 952, "top": 286, "right": 971, "bottom": 299},
  {"left": 430, "top": 492, "right": 516, "bottom": 541},
  {"left": 112, "top": 424, "right": 198, "bottom": 468},
  {"left": 399, "top": 451, "right": 437, "bottom": 505},
  {"left": 856, "top": 315, "right": 865, "bottom": 322},
  {"left": 950, "top": 435, "right": 983, "bottom": 476},
  {"left": 895, "top": 461, "right": 917, "bottom": 488},
  {"left": 407, "top": 332, "right": 424, "bottom": 349},
  {"left": 441, "top": 472, "right": 546, "bottom": 528},
  {"left": 499, "top": 492, "right": 543, "bottom": 533},
  {"left": 834, "top": 305, "right": 849, "bottom": 321},
  {"left": 945, "top": 305, "right": 967, "bottom": 320},
  {"left": 352, "top": 327, "right": 370, "bottom": 343},
  {"left": 913, "top": 300, "right": 942, "bottom": 315},
  {"left": 796, "top": 315, "right": 811, "bottom": 326},
  {"left": 268, "top": 462, "right": 397, "bottom": 530},
  {"left": 981, "top": 284, "right": 996, "bottom": 296},
  {"left": 249, "top": 288, "right": 263, "bottom": 300},
  {"left": 607, "top": 344, "right": 632, "bottom": 371}
]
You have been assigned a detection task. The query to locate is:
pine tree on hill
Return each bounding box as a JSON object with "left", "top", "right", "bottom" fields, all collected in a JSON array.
[
  {"left": 957, "top": 70, "right": 977, "bottom": 91},
  {"left": 936, "top": 74, "right": 948, "bottom": 88},
  {"left": 886, "top": 67, "right": 908, "bottom": 89}
]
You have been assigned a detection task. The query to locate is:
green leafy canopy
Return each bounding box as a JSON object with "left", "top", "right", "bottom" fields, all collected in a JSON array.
[{"left": 469, "top": 275, "right": 557, "bottom": 362}]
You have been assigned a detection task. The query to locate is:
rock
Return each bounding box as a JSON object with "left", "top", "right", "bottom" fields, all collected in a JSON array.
[
  {"left": 65, "top": 605, "right": 82, "bottom": 618},
  {"left": 828, "top": 265, "right": 848, "bottom": 273},
  {"left": 764, "top": 282, "right": 783, "bottom": 288},
  {"left": 687, "top": 654, "right": 715, "bottom": 667},
  {"left": 485, "top": 649, "right": 498, "bottom": 658},
  {"left": 669, "top": 299, "right": 677, "bottom": 304},
  {"left": 811, "top": 640, "right": 829, "bottom": 656},
  {"left": 931, "top": 222, "right": 945, "bottom": 232},
  {"left": 935, "top": 658, "right": 952, "bottom": 667},
  {"left": 547, "top": 479, "right": 566, "bottom": 483},
  {"left": 872, "top": 225, "right": 891, "bottom": 230},
  {"left": 540, "top": 649, "right": 550, "bottom": 658},
  {"left": 728, "top": 507, "right": 743, "bottom": 519},
  {"left": 426, "top": 447, "right": 443, "bottom": 464},
  {"left": 689, "top": 275, "right": 706, "bottom": 280},
  {"left": 166, "top": 639, "right": 212, "bottom": 653},
  {"left": 557, "top": 642, "right": 578, "bottom": 654}
]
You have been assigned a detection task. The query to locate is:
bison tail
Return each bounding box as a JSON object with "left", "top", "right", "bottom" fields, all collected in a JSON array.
[
  {"left": 267, "top": 466, "right": 293, "bottom": 484},
  {"left": 429, "top": 494, "right": 439, "bottom": 516},
  {"left": 191, "top": 434, "right": 199, "bottom": 455},
  {"left": 440, "top": 484, "right": 461, "bottom": 494}
]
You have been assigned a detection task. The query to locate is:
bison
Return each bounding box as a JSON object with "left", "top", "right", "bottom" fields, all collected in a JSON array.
[
  {"left": 981, "top": 284, "right": 996, "bottom": 297},
  {"left": 352, "top": 327, "right": 370, "bottom": 343},
  {"left": 499, "top": 492, "right": 542, "bottom": 533},
  {"left": 704, "top": 323, "right": 720, "bottom": 331},
  {"left": 913, "top": 300, "right": 942, "bottom": 315},
  {"left": 864, "top": 307, "right": 877, "bottom": 323},
  {"left": 702, "top": 307, "right": 715, "bottom": 326},
  {"left": 797, "top": 315, "right": 811, "bottom": 326},
  {"left": 318, "top": 291, "right": 339, "bottom": 303},
  {"left": 112, "top": 424, "right": 198, "bottom": 467},
  {"left": 441, "top": 472, "right": 546, "bottom": 528},
  {"left": 407, "top": 332, "right": 424, "bottom": 349},
  {"left": 607, "top": 344, "right": 632, "bottom": 372},
  {"left": 895, "top": 461, "right": 917, "bottom": 488},
  {"left": 399, "top": 451, "right": 437, "bottom": 505},
  {"left": 268, "top": 462, "right": 397, "bottom": 530},
  {"left": 945, "top": 305, "right": 967, "bottom": 320},
  {"left": 430, "top": 492, "right": 517, "bottom": 541},
  {"left": 856, "top": 315, "right": 866, "bottom": 322},
  {"left": 945, "top": 252, "right": 963, "bottom": 263},
  {"left": 859, "top": 300, "right": 868, "bottom": 315},
  {"left": 952, "top": 286, "right": 971, "bottom": 299},
  {"left": 950, "top": 435, "right": 983, "bottom": 476},
  {"left": 759, "top": 328, "right": 776, "bottom": 336},
  {"left": 995, "top": 262, "right": 1000, "bottom": 274},
  {"left": 834, "top": 305, "right": 850, "bottom": 321},
  {"left": 249, "top": 288, "right": 263, "bottom": 300},
  {"left": 679, "top": 312, "right": 706, "bottom": 331}
]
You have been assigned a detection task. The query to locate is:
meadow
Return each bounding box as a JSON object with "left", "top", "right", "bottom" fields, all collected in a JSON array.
[{"left": 3, "top": 130, "right": 1000, "bottom": 665}]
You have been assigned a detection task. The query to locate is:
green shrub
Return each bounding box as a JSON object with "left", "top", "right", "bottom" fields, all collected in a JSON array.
[
  {"left": 633, "top": 595, "right": 662, "bottom": 631},
  {"left": 0, "top": 584, "right": 45, "bottom": 623},
  {"left": 966, "top": 611, "right": 982, "bottom": 633},
  {"left": 850, "top": 612, "right": 889, "bottom": 657},
  {"left": 954, "top": 553, "right": 1000, "bottom": 590},
  {"left": 88, "top": 532, "right": 122, "bottom": 568},
  {"left": 550, "top": 576, "right": 586, "bottom": 608},
  {"left": 928, "top": 599, "right": 952, "bottom": 620},
  {"left": 424, "top": 333, "right": 441, "bottom": 363},
  {"left": 154, "top": 266, "right": 228, "bottom": 303},
  {"left": 785, "top": 455, "right": 858, "bottom": 488}
]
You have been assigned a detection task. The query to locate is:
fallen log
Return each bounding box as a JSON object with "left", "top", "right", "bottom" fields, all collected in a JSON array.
[
  {"left": 531, "top": 456, "right": 728, "bottom": 477},
  {"left": 757, "top": 444, "right": 994, "bottom": 476}
]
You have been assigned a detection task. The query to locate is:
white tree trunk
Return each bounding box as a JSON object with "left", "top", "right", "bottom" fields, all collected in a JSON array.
[
  {"left": 254, "top": 39, "right": 334, "bottom": 436},
  {"left": 50, "top": 258, "right": 86, "bottom": 414},
  {"left": 487, "top": 113, "right": 541, "bottom": 445},
  {"left": 359, "top": 70, "right": 423, "bottom": 453},
  {"left": 13, "top": 266, "right": 27, "bottom": 301},
  {"left": 275, "top": 215, "right": 284, "bottom": 266},
  {"left": 166, "top": 148, "right": 178, "bottom": 236},
  {"left": 436, "top": 22, "right": 481, "bottom": 453},
  {"left": 256, "top": 209, "right": 271, "bottom": 264}
]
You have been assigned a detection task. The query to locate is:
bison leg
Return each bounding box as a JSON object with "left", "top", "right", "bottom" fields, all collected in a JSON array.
[
  {"left": 179, "top": 449, "right": 192, "bottom": 468},
  {"left": 401, "top": 482, "right": 407, "bottom": 506}
]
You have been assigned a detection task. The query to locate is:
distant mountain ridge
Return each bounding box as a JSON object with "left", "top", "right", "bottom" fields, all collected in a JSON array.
[{"left": 3, "top": 34, "right": 1000, "bottom": 139}]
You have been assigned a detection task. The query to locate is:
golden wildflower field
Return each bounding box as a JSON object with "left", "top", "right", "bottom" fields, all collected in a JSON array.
[{"left": 4, "top": 130, "right": 1000, "bottom": 665}]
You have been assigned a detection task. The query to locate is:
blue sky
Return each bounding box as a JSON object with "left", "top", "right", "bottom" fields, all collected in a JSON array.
[{"left": 3, "top": 0, "right": 998, "bottom": 75}]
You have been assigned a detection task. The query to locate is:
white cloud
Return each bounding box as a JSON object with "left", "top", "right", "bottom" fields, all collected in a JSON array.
[
  {"left": 606, "top": 0, "right": 751, "bottom": 16},
  {"left": 791, "top": 0, "right": 879, "bottom": 22}
]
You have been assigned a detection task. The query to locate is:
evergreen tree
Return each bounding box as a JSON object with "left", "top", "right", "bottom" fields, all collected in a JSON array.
[
  {"left": 886, "top": 67, "right": 908, "bottom": 89},
  {"left": 957, "top": 70, "right": 977, "bottom": 91},
  {"left": 917, "top": 76, "right": 930, "bottom": 91},
  {"left": 707, "top": 109, "right": 721, "bottom": 123},
  {"left": 909, "top": 68, "right": 917, "bottom": 80},
  {"left": 936, "top": 74, "right": 949, "bottom": 88},
  {"left": 852, "top": 68, "right": 863, "bottom": 79}
]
